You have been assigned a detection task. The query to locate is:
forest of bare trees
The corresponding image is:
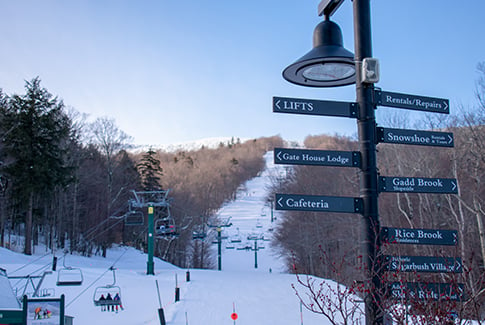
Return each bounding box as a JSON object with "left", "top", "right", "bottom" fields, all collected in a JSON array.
[{"left": 0, "top": 77, "right": 284, "bottom": 269}]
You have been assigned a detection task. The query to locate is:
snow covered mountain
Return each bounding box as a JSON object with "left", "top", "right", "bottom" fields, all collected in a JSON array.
[{"left": 133, "top": 136, "right": 249, "bottom": 153}]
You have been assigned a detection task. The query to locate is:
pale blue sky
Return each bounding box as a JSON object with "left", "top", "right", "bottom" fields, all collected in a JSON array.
[{"left": 1, "top": 1, "right": 484, "bottom": 146}]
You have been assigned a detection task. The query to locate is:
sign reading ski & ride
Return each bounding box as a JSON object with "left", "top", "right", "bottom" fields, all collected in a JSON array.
[{"left": 389, "top": 282, "right": 465, "bottom": 301}]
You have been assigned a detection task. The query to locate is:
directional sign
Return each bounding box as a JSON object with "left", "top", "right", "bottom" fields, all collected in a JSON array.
[
  {"left": 379, "top": 177, "right": 458, "bottom": 194},
  {"left": 273, "top": 96, "right": 358, "bottom": 118},
  {"left": 275, "top": 194, "right": 363, "bottom": 214},
  {"left": 375, "top": 90, "right": 449, "bottom": 114},
  {"left": 381, "top": 227, "right": 458, "bottom": 246},
  {"left": 389, "top": 282, "right": 465, "bottom": 301},
  {"left": 377, "top": 127, "right": 454, "bottom": 147},
  {"left": 385, "top": 256, "right": 462, "bottom": 273},
  {"left": 274, "top": 147, "right": 361, "bottom": 168}
]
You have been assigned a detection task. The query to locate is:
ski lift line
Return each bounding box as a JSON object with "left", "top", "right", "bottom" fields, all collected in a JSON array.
[
  {"left": 82, "top": 216, "right": 113, "bottom": 239},
  {"left": 66, "top": 246, "right": 130, "bottom": 308},
  {"left": 9, "top": 252, "right": 52, "bottom": 275},
  {"left": 84, "top": 217, "right": 124, "bottom": 240},
  {"left": 82, "top": 217, "right": 125, "bottom": 243}
]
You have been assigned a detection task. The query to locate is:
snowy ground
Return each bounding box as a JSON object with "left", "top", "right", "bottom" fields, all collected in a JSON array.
[{"left": 1, "top": 152, "right": 334, "bottom": 325}]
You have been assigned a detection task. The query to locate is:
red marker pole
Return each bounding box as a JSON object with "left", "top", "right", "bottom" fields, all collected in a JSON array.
[{"left": 231, "top": 302, "right": 238, "bottom": 324}]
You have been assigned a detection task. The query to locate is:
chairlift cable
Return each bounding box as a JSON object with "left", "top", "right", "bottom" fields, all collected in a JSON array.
[
  {"left": 9, "top": 252, "right": 52, "bottom": 275},
  {"left": 65, "top": 265, "right": 112, "bottom": 308},
  {"left": 65, "top": 245, "right": 129, "bottom": 308}
]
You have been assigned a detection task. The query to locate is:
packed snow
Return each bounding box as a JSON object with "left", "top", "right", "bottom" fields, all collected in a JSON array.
[{"left": 0, "top": 152, "right": 347, "bottom": 325}]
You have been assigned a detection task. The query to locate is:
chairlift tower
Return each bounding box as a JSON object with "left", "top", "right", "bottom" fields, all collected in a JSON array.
[
  {"left": 129, "top": 190, "right": 172, "bottom": 275},
  {"left": 208, "top": 217, "right": 233, "bottom": 271}
]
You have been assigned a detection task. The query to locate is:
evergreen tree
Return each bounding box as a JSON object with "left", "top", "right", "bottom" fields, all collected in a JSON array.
[
  {"left": 137, "top": 148, "right": 163, "bottom": 191},
  {"left": 1, "top": 77, "right": 75, "bottom": 255}
]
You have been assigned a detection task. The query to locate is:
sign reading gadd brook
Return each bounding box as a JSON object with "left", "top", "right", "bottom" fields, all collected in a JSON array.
[
  {"left": 275, "top": 194, "right": 363, "bottom": 214},
  {"left": 379, "top": 176, "right": 458, "bottom": 194}
]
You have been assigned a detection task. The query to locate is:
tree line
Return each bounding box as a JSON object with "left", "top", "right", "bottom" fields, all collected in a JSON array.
[{"left": 0, "top": 76, "right": 283, "bottom": 269}]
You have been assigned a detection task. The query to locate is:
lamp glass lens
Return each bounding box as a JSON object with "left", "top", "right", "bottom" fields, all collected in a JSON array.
[{"left": 302, "top": 62, "right": 355, "bottom": 81}]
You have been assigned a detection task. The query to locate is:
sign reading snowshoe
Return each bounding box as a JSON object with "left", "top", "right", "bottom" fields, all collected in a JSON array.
[
  {"left": 385, "top": 256, "right": 462, "bottom": 273},
  {"left": 377, "top": 127, "right": 454, "bottom": 147},
  {"left": 274, "top": 148, "right": 361, "bottom": 167},
  {"left": 272, "top": 96, "right": 358, "bottom": 118},
  {"left": 381, "top": 227, "right": 458, "bottom": 246},
  {"left": 389, "top": 282, "right": 465, "bottom": 301},
  {"left": 275, "top": 194, "right": 362, "bottom": 213},
  {"left": 379, "top": 177, "right": 458, "bottom": 194},
  {"left": 375, "top": 90, "right": 449, "bottom": 114}
]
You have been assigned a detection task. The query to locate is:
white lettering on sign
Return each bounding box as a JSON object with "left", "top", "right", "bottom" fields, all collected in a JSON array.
[
  {"left": 387, "top": 132, "right": 431, "bottom": 144},
  {"left": 326, "top": 155, "right": 350, "bottom": 165},
  {"left": 282, "top": 153, "right": 300, "bottom": 161},
  {"left": 417, "top": 230, "right": 443, "bottom": 239},
  {"left": 286, "top": 198, "right": 329, "bottom": 209},
  {"left": 302, "top": 154, "right": 326, "bottom": 162},
  {"left": 392, "top": 178, "right": 415, "bottom": 187},
  {"left": 417, "top": 178, "right": 443, "bottom": 187},
  {"left": 385, "top": 95, "right": 444, "bottom": 110},
  {"left": 282, "top": 100, "right": 314, "bottom": 112}
]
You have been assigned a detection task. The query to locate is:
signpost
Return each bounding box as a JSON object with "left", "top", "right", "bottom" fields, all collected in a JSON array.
[
  {"left": 385, "top": 256, "right": 462, "bottom": 273},
  {"left": 381, "top": 227, "right": 458, "bottom": 246},
  {"left": 275, "top": 194, "right": 362, "bottom": 213},
  {"left": 375, "top": 90, "right": 449, "bottom": 114},
  {"left": 273, "top": 96, "right": 358, "bottom": 118},
  {"left": 377, "top": 127, "right": 454, "bottom": 147},
  {"left": 389, "top": 282, "right": 465, "bottom": 301},
  {"left": 274, "top": 147, "right": 361, "bottom": 167},
  {"left": 379, "top": 177, "right": 458, "bottom": 194}
]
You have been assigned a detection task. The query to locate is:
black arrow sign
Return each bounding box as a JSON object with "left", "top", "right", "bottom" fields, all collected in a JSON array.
[
  {"left": 381, "top": 227, "right": 458, "bottom": 246},
  {"left": 379, "top": 177, "right": 458, "bottom": 194},
  {"left": 385, "top": 256, "right": 462, "bottom": 273},
  {"left": 375, "top": 90, "right": 449, "bottom": 114},
  {"left": 273, "top": 96, "right": 358, "bottom": 118},
  {"left": 275, "top": 194, "right": 362, "bottom": 214},
  {"left": 377, "top": 127, "right": 454, "bottom": 147},
  {"left": 274, "top": 147, "right": 361, "bottom": 168},
  {"left": 389, "top": 282, "right": 465, "bottom": 301}
]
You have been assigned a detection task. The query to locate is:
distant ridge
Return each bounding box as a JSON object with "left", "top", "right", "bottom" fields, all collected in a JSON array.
[{"left": 132, "top": 136, "right": 249, "bottom": 153}]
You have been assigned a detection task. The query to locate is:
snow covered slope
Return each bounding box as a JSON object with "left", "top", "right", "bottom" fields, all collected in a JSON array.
[{"left": 0, "top": 151, "right": 333, "bottom": 325}]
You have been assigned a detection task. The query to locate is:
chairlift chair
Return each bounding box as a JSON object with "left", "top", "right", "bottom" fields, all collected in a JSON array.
[
  {"left": 230, "top": 236, "right": 242, "bottom": 243},
  {"left": 56, "top": 255, "right": 83, "bottom": 286},
  {"left": 125, "top": 210, "right": 144, "bottom": 226},
  {"left": 155, "top": 218, "right": 178, "bottom": 238},
  {"left": 192, "top": 231, "right": 206, "bottom": 240},
  {"left": 93, "top": 267, "right": 122, "bottom": 308}
]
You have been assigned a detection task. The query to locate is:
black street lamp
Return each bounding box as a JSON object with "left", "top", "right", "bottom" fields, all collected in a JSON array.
[{"left": 282, "top": 0, "right": 382, "bottom": 324}]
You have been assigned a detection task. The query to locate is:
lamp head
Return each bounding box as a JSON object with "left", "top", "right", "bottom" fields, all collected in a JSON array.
[{"left": 283, "top": 19, "right": 356, "bottom": 87}]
